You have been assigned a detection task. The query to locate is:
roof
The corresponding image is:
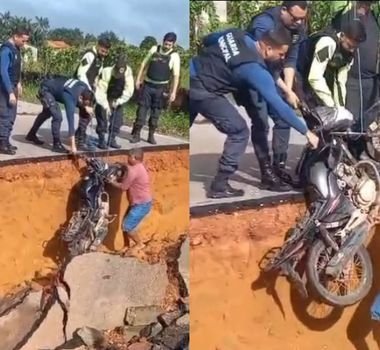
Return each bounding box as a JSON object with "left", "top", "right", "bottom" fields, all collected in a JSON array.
[{"left": 46, "top": 40, "right": 71, "bottom": 49}]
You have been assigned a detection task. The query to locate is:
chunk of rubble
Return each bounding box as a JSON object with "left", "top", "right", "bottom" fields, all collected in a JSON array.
[
  {"left": 20, "top": 299, "right": 66, "bottom": 350},
  {"left": 0, "top": 290, "right": 42, "bottom": 350},
  {"left": 76, "top": 326, "right": 106, "bottom": 347},
  {"left": 125, "top": 306, "right": 164, "bottom": 326},
  {"left": 64, "top": 253, "right": 169, "bottom": 335},
  {"left": 178, "top": 238, "right": 189, "bottom": 295}
]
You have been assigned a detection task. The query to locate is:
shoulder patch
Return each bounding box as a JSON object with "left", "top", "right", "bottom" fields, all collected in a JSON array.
[
  {"left": 81, "top": 57, "right": 89, "bottom": 66},
  {"left": 316, "top": 46, "right": 330, "bottom": 63}
]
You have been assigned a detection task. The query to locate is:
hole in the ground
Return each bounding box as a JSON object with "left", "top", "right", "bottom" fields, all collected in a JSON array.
[
  {"left": 190, "top": 202, "right": 380, "bottom": 350},
  {"left": 0, "top": 149, "right": 189, "bottom": 350}
]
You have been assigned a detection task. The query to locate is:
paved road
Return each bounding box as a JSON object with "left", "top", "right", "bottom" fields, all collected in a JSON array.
[
  {"left": 190, "top": 98, "right": 306, "bottom": 210},
  {"left": 0, "top": 101, "right": 188, "bottom": 162}
]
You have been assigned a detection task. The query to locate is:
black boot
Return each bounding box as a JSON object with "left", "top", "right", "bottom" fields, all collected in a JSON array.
[
  {"left": 0, "top": 140, "right": 15, "bottom": 155},
  {"left": 26, "top": 131, "right": 44, "bottom": 145},
  {"left": 52, "top": 140, "right": 69, "bottom": 154},
  {"left": 98, "top": 134, "right": 107, "bottom": 150},
  {"left": 208, "top": 173, "right": 244, "bottom": 199},
  {"left": 258, "top": 157, "right": 292, "bottom": 192},
  {"left": 130, "top": 126, "right": 142, "bottom": 143},
  {"left": 147, "top": 128, "right": 157, "bottom": 145},
  {"left": 273, "top": 153, "right": 294, "bottom": 185},
  {"left": 108, "top": 136, "right": 121, "bottom": 149},
  {"left": 7, "top": 141, "right": 17, "bottom": 151},
  {"left": 76, "top": 129, "right": 96, "bottom": 152}
]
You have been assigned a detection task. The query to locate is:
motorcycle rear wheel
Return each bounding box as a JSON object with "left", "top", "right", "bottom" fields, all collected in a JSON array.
[{"left": 307, "top": 240, "right": 372, "bottom": 306}]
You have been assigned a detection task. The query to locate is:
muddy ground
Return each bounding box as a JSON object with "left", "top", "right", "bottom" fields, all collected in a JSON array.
[
  {"left": 190, "top": 203, "right": 380, "bottom": 350},
  {"left": 0, "top": 149, "right": 189, "bottom": 295}
]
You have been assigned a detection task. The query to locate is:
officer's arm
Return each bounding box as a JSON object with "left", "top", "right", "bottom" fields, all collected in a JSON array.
[
  {"left": 308, "top": 36, "right": 337, "bottom": 107},
  {"left": 334, "top": 61, "right": 351, "bottom": 107},
  {"left": 170, "top": 53, "right": 181, "bottom": 98},
  {"left": 95, "top": 68, "right": 111, "bottom": 111},
  {"left": 62, "top": 91, "right": 76, "bottom": 137},
  {"left": 234, "top": 63, "right": 308, "bottom": 135},
  {"left": 136, "top": 45, "right": 156, "bottom": 84},
  {"left": 76, "top": 52, "right": 95, "bottom": 90},
  {"left": 0, "top": 48, "right": 13, "bottom": 95},
  {"left": 284, "top": 30, "right": 306, "bottom": 89},
  {"left": 116, "top": 66, "right": 135, "bottom": 106}
]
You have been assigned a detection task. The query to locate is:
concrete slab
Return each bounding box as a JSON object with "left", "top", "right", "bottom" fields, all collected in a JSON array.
[
  {"left": 0, "top": 101, "right": 188, "bottom": 163},
  {"left": 190, "top": 98, "right": 306, "bottom": 211}
]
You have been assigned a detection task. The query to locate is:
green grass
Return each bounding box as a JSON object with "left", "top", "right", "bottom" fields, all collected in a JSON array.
[{"left": 22, "top": 82, "right": 189, "bottom": 139}]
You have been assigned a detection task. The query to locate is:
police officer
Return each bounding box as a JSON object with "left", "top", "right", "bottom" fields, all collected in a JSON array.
[
  {"left": 74, "top": 37, "right": 111, "bottom": 151},
  {"left": 297, "top": 20, "right": 366, "bottom": 109},
  {"left": 0, "top": 26, "right": 30, "bottom": 155},
  {"left": 25, "top": 77, "right": 94, "bottom": 154},
  {"left": 237, "top": 0, "right": 308, "bottom": 191},
  {"left": 94, "top": 55, "right": 134, "bottom": 149},
  {"left": 190, "top": 27, "right": 319, "bottom": 199},
  {"left": 131, "top": 32, "right": 180, "bottom": 144},
  {"left": 331, "top": 1, "right": 380, "bottom": 159}
]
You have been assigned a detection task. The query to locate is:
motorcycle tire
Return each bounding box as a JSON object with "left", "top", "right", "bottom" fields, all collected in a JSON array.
[{"left": 307, "top": 240, "right": 372, "bottom": 307}]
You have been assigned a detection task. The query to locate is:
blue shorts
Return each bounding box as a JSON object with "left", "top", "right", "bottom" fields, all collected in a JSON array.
[{"left": 122, "top": 201, "right": 152, "bottom": 233}]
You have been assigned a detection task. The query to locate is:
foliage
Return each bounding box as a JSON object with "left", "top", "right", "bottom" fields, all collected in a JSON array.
[
  {"left": 0, "top": 12, "right": 50, "bottom": 47},
  {"left": 139, "top": 36, "right": 158, "bottom": 50},
  {"left": 190, "top": 1, "right": 335, "bottom": 52},
  {"left": 190, "top": 0, "right": 220, "bottom": 54}
]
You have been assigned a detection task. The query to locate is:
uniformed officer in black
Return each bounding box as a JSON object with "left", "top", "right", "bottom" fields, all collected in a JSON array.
[
  {"left": 131, "top": 32, "right": 181, "bottom": 144},
  {"left": 26, "top": 77, "right": 94, "bottom": 154},
  {"left": 74, "top": 37, "right": 111, "bottom": 151},
  {"left": 0, "top": 26, "right": 30, "bottom": 155},
  {"left": 190, "top": 27, "right": 318, "bottom": 199}
]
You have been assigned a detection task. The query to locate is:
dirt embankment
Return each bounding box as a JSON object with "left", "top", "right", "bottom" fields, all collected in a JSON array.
[
  {"left": 190, "top": 203, "right": 380, "bottom": 350},
  {"left": 0, "top": 150, "right": 189, "bottom": 295}
]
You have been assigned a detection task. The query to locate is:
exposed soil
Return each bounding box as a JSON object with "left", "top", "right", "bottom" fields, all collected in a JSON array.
[
  {"left": 0, "top": 149, "right": 189, "bottom": 296},
  {"left": 190, "top": 203, "right": 380, "bottom": 350}
]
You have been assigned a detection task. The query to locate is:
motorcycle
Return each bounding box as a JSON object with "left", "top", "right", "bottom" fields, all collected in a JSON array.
[
  {"left": 262, "top": 103, "right": 380, "bottom": 307},
  {"left": 61, "top": 157, "right": 127, "bottom": 258}
]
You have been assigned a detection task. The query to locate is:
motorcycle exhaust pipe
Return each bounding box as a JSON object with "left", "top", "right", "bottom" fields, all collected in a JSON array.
[{"left": 325, "top": 221, "right": 370, "bottom": 278}]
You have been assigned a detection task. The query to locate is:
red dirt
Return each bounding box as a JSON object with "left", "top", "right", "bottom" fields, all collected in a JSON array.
[
  {"left": 0, "top": 150, "right": 189, "bottom": 295},
  {"left": 190, "top": 203, "right": 380, "bottom": 350}
]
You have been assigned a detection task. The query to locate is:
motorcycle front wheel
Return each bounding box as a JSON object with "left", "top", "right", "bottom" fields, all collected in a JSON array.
[{"left": 306, "top": 240, "right": 372, "bottom": 307}]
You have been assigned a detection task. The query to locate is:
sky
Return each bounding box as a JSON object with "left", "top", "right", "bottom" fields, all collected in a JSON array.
[{"left": 0, "top": 0, "right": 189, "bottom": 48}]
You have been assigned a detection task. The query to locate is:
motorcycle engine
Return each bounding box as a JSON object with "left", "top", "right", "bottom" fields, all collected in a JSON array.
[
  {"left": 352, "top": 177, "right": 377, "bottom": 208},
  {"left": 335, "top": 163, "right": 377, "bottom": 209}
]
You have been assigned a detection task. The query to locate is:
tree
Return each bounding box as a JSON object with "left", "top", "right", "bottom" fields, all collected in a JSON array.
[
  {"left": 98, "top": 31, "right": 122, "bottom": 45},
  {"left": 30, "top": 16, "right": 50, "bottom": 47},
  {"left": 84, "top": 33, "right": 97, "bottom": 45},
  {"left": 139, "top": 36, "right": 157, "bottom": 50},
  {"left": 190, "top": 1, "right": 219, "bottom": 54}
]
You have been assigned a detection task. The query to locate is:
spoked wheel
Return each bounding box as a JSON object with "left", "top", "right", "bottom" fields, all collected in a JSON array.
[{"left": 307, "top": 240, "right": 373, "bottom": 306}]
